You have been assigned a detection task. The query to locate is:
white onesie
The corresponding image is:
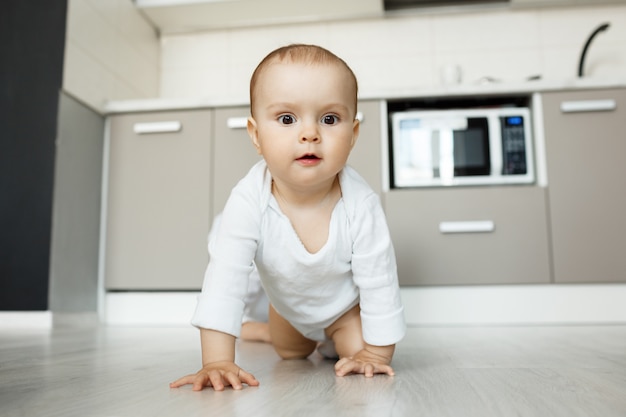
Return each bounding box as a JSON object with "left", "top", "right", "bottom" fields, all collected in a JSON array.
[{"left": 191, "top": 160, "right": 405, "bottom": 346}]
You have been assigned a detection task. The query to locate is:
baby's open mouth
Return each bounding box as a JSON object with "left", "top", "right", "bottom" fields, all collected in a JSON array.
[{"left": 297, "top": 154, "right": 320, "bottom": 160}]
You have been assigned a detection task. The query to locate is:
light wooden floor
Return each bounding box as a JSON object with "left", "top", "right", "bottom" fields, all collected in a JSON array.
[{"left": 2, "top": 323, "right": 626, "bottom": 417}]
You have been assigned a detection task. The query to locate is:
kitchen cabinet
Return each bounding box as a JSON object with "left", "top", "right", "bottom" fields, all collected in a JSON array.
[
  {"left": 385, "top": 187, "right": 551, "bottom": 286},
  {"left": 105, "top": 110, "right": 212, "bottom": 289},
  {"left": 541, "top": 88, "right": 626, "bottom": 283},
  {"left": 511, "top": 0, "right": 575, "bottom": 6},
  {"left": 104, "top": 100, "right": 383, "bottom": 290},
  {"left": 511, "top": 0, "right": 626, "bottom": 7},
  {"left": 212, "top": 106, "right": 262, "bottom": 216},
  {"left": 348, "top": 100, "right": 384, "bottom": 196},
  {"left": 212, "top": 100, "right": 384, "bottom": 216}
]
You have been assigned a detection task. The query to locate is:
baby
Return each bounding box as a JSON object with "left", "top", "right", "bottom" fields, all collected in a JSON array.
[{"left": 171, "top": 44, "right": 405, "bottom": 391}]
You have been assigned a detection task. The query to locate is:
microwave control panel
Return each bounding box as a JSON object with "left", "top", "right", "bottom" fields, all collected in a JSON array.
[{"left": 501, "top": 116, "right": 528, "bottom": 175}]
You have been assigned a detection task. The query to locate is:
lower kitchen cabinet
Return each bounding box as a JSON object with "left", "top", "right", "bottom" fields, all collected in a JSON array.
[
  {"left": 103, "top": 100, "right": 385, "bottom": 291},
  {"left": 347, "top": 100, "right": 384, "bottom": 196},
  {"left": 105, "top": 110, "right": 212, "bottom": 290},
  {"left": 385, "top": 186, "right": 551, "bottom": 286},
  {"left": 541, "top": 88, "right": 626, "bottom": 283},
  {"left": 212, "top": 106, "right": 263, "bottom": 216}
]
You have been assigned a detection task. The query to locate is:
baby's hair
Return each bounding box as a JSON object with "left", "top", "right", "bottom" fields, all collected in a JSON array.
[{"left": 249, "top": 44, "right": 358, "bottom": 117}]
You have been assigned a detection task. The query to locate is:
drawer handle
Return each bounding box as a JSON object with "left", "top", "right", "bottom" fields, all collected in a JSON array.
[
  {"left": 439, "top": 221, "right": 495, "bottom": 234},
  {"left": 133, "top": 121, "right": 182, "bottom": 134},
  {"left": 227, "top": 117, "right": 248, "bottom": 129},
  {"left": 228, "top": 112, "right": 363, "bottom": 129},
  {"left": 560, "top": 99, "right": 616, "bottom": 113}
]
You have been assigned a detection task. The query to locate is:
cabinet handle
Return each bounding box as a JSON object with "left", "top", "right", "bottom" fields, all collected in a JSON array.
[
  {"left": 133, "top": 121, "right": 182, "bottom": 134},
  {"left": 227, "top": 117, "right": 248, "bottom": 129},
  {"left": 439, "top": 221, "right": 495, "bottom": 234},
  {"left": 228, "top": 112, "right": 363, "bottom": 129},
  {"left": 560, "top": 99, "right": 616, "bottom": 113}
]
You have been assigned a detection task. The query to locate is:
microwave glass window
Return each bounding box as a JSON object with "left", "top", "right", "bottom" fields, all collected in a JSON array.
[
  {"left": 394, "top": 119, "right": 437, "bottom": 185},
  {"left": 453, "top": 122, "right": 490, "bottom": 176},
  {"left": 393, "top": 117, "right": 490, "bottom": 186}
]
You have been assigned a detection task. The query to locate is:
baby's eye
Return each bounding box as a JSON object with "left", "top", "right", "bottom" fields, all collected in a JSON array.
[
  {"left": 322, "top": 114, "right": 339, "bottom": 125},
  {"left": 278, "top": 114, "right": 296, "bottom": 125}
]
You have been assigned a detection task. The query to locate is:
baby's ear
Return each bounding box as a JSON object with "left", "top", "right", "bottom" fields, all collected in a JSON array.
[
  {"left": 247, "top": 117, "right": 262, "bottom": 154},
  {"left": 350, "top": 118, "right": 360, "bottom": 148}
]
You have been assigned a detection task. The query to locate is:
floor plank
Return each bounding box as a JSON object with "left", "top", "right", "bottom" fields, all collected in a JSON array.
[{"left": 1, "top": 324, "right": 626, "bottom": 416}]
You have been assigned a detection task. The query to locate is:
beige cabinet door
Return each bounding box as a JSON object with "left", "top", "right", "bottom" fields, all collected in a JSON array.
[
  {"left": 349, "top": 100, "right": 384, "bottom": 196},
  {"left": 211, "top": 106, "right": 262, "bottom": 216},
  {"left": 105, "top": 110, "right": 212, "bottom": 290},
  {"left": 542, "top": 88, "right": 626, "bottom": 283},
  {"left": 385, "top": 187, "right": 551, "bottom": 286}
]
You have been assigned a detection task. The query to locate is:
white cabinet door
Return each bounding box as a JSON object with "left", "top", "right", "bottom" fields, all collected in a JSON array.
[{"left": 105, "top": 110, "right": 212, "bottom": 290}]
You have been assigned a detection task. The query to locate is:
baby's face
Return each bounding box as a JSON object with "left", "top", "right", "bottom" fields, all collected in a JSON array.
[{"left": 247, "top": 61, "right": 359, "bottom": 190}]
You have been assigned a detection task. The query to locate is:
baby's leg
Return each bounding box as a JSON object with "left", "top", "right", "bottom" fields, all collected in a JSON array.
[
  {"left": 269, "top": 305, "right": 317, "bottom": 359},
  {"left": 324, "top": 304, "right": 365, "bottom": 358}
]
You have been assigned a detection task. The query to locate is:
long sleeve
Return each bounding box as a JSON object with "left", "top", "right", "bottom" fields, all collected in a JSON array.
[
  {"left": 190, "top": 163, "right": 267, "bottom": 336},
  {"left": 344, "top": 170, "right": 406, "bottom": 346}
]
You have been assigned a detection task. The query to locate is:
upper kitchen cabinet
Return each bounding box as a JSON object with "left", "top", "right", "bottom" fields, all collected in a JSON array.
[
  {"left": 136, "top": 0, "right": 626, "bottom": 33},
  {"left": 541, "top": 88, "right": 626, "bottom": 283},
  {"left": 385, "top": 186, "right": 551, "bottom": 286},
  {"left": 105, "top": 110, "right": 213, "bottom": 290},
  {"left": 135, "top": 0, "right": 382, "bottom": 33},
  {"left": 511, "top": 0, "right": 626, "bottom": 6}
]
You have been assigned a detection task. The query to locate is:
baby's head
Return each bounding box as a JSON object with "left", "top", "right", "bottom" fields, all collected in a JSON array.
[{"left": 249, "top": 44, "right": 358, "bottom": 118}]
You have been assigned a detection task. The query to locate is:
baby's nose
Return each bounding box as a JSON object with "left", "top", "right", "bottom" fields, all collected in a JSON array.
[{"left": 299, "top": 121, "right": 320, "bottom": 142}]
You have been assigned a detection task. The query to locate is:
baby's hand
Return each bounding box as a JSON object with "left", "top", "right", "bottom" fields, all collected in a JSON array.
[
  {"left": 170, "top": 361, "right": 259, "bottom": 391},
  {"left": 334, "top": 349, "right": 395, "bottom": 377}
]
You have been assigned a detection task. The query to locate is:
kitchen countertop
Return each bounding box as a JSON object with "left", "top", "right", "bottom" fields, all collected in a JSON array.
[{"left": 103, "top": 77, "right": 626, "bottom": 114}]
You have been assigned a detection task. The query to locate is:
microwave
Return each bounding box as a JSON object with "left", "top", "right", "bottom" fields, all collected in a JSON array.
[{"left": 389, "top": 107, "right": 534, "bottom": 188}]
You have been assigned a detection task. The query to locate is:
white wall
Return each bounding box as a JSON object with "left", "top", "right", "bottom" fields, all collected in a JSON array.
[
  {"left": 160, "top": 4, "right": 626, "bottom": 103},
  {"left": 63, "top": 0, "right": 160, "bottom": 112}
]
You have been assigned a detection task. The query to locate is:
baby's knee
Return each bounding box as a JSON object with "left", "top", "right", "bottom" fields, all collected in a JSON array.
[{"left": 273, "top": 343, "right": 316, "bottom": 360}]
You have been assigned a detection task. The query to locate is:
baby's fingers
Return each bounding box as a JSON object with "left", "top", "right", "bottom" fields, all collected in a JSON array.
[
  {"left": 169, "top": 372, "right": 215, "bottom": 391},
  {"left": 334, "top": 358, "right": 395, "bottom": 377},
  {"left": 237, "top": 369, "right": 260, "bottom": 387},
  {"left": 169, "top": 374, "right": 199, "bottom": 389},
  {"left": 207, "top": 370, "right": 228, "bottom": 391},
  {"left": 170, "top": 366, "right": 259, "bottom": 391}
]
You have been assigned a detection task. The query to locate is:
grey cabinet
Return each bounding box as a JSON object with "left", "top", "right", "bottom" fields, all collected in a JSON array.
[
  {"left": 542, "top": 88, "right": 626, "bottom": 283},
  {"left": 105, "top": 110, "right": 212, "bottom": 290},
  {"left": 104, "top": 100, "right": 384, "bottom": 290},
  {"left": 349, "top": 100, "right": 384, "bottom": 196},
  {"left": 212, "top": 106, "right": 262, "bottom": 216},
  {"left": 385, "top": 187, "right": 551, "bottom": 286}
]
